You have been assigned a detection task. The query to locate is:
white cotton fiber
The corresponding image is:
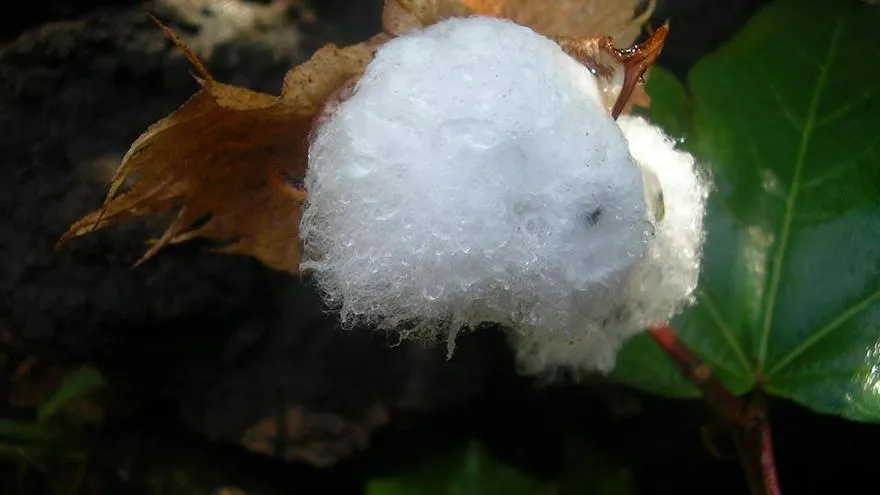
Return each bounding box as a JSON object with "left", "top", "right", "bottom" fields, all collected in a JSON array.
[
  {"left": 513, "top": 115, "right": 709, "bottom": 373},
  {"left": 300, "top": 16, "right": 701, "bottom": 365}
]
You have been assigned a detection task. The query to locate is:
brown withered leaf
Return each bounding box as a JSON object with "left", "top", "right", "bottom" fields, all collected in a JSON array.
[
  {"left": 462, "top": 0, "right": 654, "bottom": 44},
  {"left": 382, "top": 0, "right": 474, "bottom": 35},
  {"left": 280, "top": 36, "right": 383, "bottom": 111},
  {"left": 58, "top": 18, "right": 379, "bottom": 274},
  {"left": 240, "top": 404, "right": 389, "bottom": 467}
]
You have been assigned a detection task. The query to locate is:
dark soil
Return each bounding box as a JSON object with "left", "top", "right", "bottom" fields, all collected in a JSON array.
[{"left": 2, "top": 1, "right": 877, "bottom": 494}]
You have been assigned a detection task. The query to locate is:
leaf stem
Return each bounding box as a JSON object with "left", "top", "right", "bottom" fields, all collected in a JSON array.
[
  {"left": 759, "top": 415, "right": 781, "bottom": 495},
  {"left": 647, "top": 324, "right": 781, "bottom": 495}
]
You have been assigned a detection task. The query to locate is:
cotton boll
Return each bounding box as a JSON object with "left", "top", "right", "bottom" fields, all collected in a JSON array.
[
  {"left": 513, "top": 115, "right": 709, "bottom": 374},
  {"left": 301, "top": 16, "right": 651, "bottom": 350},
  {"left": 618, "top": 115, "right": 709, "bottom": 327}
]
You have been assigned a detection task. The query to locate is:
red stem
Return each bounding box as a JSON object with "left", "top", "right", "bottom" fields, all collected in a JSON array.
[
  {"left": 647, "top": 324, "right": 743, "bottom": 423},
  {"left": 647, "top": 324, "right": 782, "bottom": 495},
  {"left": 760, "top": 416, "right": 782, "bottom": 495}
]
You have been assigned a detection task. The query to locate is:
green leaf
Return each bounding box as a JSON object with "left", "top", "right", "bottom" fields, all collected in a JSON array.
[
  {"left": 0, "top": 419, "right": 56, "bottom": 445},
  {"left": 366, "top": 441, "right": 556, "bottom": 495},
  {"left": 37, "top": 367, "right": 106, "bottom": 425},
  {"left": 0, "top": 419, "right": 86, "bottom": 460},
  {"left": 367, "top": 440, "right": 638, "bottom": 495},
  {"left": 613, "top": 0, "right": 880, "bottom": 421}
]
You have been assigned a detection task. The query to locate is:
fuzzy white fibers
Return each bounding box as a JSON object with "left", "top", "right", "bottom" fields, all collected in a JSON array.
[
  {"left": 513, "top": 115, "right": 709, "bottom": 373},
  {"left": 301, "top": 16, "right": 701, "bottom": 366}
]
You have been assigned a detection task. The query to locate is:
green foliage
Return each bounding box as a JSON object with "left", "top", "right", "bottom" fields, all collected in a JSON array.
[
  {"left": 37, "top": 366, "right": 106, "bottom": 425},
  {"left": 367, "top": 442, "right": 554, "bottom": 495},
  {"left": 0, "top": 418, "right": 57, "bottom": 445},
  {"left": 366, "top": 440, "right": 636, "bottom": 495},
  {"left": 613, "top": 0, "right": 880, "bottom": 421},
  {"left": 0, "top": 367, "right": 106, "bottom": 461}
]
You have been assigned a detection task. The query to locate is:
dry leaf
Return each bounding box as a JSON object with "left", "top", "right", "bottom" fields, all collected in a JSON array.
[
  {"left": 59, "top": 1, "right": 660, "bottom": 274},
  {"left": 462, "top": 0, "right": 654, "bottom": 44},
  {"left": 58, "top": 18, "right": 378, "bottom": 274},
  {"left": 240, "top": 404, "right": 389, "bottom": 467},
  {"left": 281, "top": 37, "right": 383, "bottom": 111},
  {"left": 382, "top": 0, "right": 474, "bottom": 35}
]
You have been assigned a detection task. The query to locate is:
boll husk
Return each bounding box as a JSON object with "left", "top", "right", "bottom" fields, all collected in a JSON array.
[{"left": 300, "top": 16, "right": 708, "bottom": 371}]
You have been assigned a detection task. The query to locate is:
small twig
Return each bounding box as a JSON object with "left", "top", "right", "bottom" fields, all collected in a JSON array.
[
  {"left": 759, "top": 413, "right": 781, "bottom": 495},
  {"left": 647, "top": 324, "right": 744, "bottom": 423},
  {"left": 647, "top": 324, "right": 782, "bottom": 495}
]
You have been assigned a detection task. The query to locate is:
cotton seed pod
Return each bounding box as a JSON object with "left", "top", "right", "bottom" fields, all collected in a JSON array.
[{"left": 300, "top": 16, "right": 707, "bottom": 366}]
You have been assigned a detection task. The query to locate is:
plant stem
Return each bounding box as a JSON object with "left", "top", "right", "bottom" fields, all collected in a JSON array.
[
  {"left": 647, "top": 324, "right": 781, "bottom": 495},
  {"left": 759, "top": 412, "right": 781, "bottom": 495}
]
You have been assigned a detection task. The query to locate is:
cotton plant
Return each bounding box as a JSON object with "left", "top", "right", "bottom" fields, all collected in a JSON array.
[
  {"left": 59, "top": 0, "right": 708, "bottom": 375},
  {"left": 58, "top": 2, "right": 880, "bottom": 491},
  {"left": 300, "top": 17, "right": 709, "bottom": 373}
]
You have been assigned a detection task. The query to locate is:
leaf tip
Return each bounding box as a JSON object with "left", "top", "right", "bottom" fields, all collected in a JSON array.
[{"left": 145, "top": 10, "right": 213, "bottom": 82}]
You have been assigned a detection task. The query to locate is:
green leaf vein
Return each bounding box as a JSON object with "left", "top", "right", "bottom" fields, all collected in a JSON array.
[
  {"left": 698, "top": 291, "right": 751, "bottom": 373},
  {"left": 765, "top": 288, "right": 880, "bottom": 380},
  {"left": 757, "top": 15, "right": 844, "bottom": 374}
]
